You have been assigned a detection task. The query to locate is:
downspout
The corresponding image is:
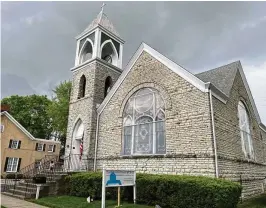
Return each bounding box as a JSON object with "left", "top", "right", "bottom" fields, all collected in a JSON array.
[
  {"left": 209, "top": 88, "right": 219, "bottom": 178},
  {"left": 93, "top": 112, "right": 100, "bottom": 171}
]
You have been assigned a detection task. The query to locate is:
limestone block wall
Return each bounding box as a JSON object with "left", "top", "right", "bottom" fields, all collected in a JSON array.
[
  {"left": 213, "top": 70, "right": 266, "bottom": 198},
  {"left": 96, "top": 51, "right": 215, "bottom": 176},
  {"left": 65, "top": 60, "right": 121, "bottom": 158}
]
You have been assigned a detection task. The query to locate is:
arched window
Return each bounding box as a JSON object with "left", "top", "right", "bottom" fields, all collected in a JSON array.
[
  {"left": 78, "top": 75, "right": 86, "bottom": 99},
  {"left": 122, "top": 88, "right": 166, "bottom": 155},
  {"left": 101, "top": 40, "right": 118, "bottom": 66},
  {"left": 79, "top": 41, "right": 93, "bottom": 64},
  {"left": 104, "top": 76, "right": 112, "bottom": 98},
  {"left": 238, "top": 101, "right": 254, "bottom": 159}
]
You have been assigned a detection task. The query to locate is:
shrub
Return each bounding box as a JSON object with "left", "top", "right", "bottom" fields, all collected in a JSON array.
[
  {"left": 5, "top": 173, "right": 24, "bottom": 179},
  {"left": 66, "top": 172, "right": 124, "bottom": 200},
  {"left": 66, "top": 172, "right": 242, "bottom": 208}
]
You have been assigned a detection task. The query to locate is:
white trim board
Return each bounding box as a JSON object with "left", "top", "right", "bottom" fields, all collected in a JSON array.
[
  {"left": 95, "top": 42, "right": 265, "bottom": 128},
  {"left": 1, "top": 111, "right": 61, "bottom": 144},
  {"left": 97, "top": 42, "right": 210, "bottom": 114},
  {"left": 1, "top": 111, "right": 35, "bottom": 140},
  {"left": 237, "top": 62, "right": 261, "bottom": 124}
]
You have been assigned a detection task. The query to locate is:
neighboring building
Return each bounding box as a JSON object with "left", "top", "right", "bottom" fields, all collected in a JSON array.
[
  {"left": 65, "top": 8, "right": 266, "bottom": 198},
  {"left": 1, "top": 111, "right": 61, "bottom": 176}
]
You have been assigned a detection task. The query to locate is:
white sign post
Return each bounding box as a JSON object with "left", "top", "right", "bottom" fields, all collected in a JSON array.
[{"left": 101, "top": 168, "right": 136, "bottom": 208}]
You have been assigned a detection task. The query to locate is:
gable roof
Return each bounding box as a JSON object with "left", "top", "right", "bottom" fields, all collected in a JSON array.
[
  {"left": 197, "top": 61, "right": 261, "bottom": 124},
  {"left": 196, "top": 61, "right": 239, "bottom": 97},
  {"left": 96, "top": 42, "right": 264, "bottom": 128},
  {"left": 1, "top": 111, "right": 60, "bottom": 143},
  {"left": 97, "top": 42, "right": 210, "bottom": 114}
]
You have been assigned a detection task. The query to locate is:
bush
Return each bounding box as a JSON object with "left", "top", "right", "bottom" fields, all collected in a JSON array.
[
  {"left": 137, "top": 173, "right": 242, "bottom": 208},
  {"left": 66, "top": 172, "right": 242, "bottom": 208},
  {"left": 5, "top": 173, "right": 24, "bottom": 179}
]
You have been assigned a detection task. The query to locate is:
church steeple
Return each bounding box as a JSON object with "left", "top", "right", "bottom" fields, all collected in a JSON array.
[
  {"left": 74, "top": 4, "right": 124, "bottom": 68},
  {"left": 66, "top": 4, "right": 124, "bottom": 164},
  {"left": 81, "top": 3, "right": 120, "bottom": 38}
]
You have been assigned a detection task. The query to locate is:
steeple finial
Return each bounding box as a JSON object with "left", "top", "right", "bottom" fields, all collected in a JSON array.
[{"left": 101, "top": 3, "right": 106, "bottom": 13}]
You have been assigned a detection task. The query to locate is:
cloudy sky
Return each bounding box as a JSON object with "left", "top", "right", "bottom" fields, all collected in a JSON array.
[{"left": 1, "top": 2, "right": 266, "bottom": 123}]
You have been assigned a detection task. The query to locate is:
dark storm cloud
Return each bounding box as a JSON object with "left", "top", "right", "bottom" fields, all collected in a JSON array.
[{"left": 1, "top": 2, "right": 266, "bottom": 122}]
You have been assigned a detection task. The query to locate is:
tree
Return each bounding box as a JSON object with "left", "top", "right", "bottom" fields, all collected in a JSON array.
[
  {"left": 1, "top": 95, "right": 53, "bottom": 139},
  {"left": 47, "top": 81, "right": 71, "bottom": 155}
]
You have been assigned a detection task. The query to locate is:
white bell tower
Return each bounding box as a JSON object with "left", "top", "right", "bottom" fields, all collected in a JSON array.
[{"left": 74, "top": 3, "right": 124, "bottom": 68}]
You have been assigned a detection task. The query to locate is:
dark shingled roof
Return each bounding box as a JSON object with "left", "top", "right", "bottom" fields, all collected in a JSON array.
[{"left": 195, "top": 61, "right": 240, "bottom": 96}]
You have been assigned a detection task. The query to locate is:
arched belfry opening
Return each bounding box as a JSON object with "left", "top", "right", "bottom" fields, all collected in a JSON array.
[
  {"left": 104, "top": 76, "right": 112, "bottom": 97},
  {"left": 79, "top": 40, "right": 93, "bottom": 64},
  {"left": 101, "top": 40, "right": 118, "bottom": 66},
  {"left": 78, "top": 75, "right": 86, "bottom": 99}
]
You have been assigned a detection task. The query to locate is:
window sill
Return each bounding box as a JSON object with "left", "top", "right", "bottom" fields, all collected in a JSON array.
[
  {"left": 6, "top": 171, "right": 17, "bottom": 173},
  {"left": 120, "top": 154, "right": 166, "bottom": 159},
  {"left": 47, "top": 151, "right": 54, "bottom": 153}
]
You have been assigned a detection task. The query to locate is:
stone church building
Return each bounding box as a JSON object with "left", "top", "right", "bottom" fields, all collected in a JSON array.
[{"left": 65, "top": 9, "right": 266, "bottom": 198}]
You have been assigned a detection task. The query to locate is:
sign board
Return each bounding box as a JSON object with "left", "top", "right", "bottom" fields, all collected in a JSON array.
[
  {"left": 105, "top": 170, "right": 135, "bottom": 187},
  {"left": 101, "top": 169, "right": 136, "bottom": 208}
]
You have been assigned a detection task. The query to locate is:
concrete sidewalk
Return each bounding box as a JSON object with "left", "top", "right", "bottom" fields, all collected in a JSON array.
[{"left": 1, "top": 194, "right": 48, "bottom": 208}]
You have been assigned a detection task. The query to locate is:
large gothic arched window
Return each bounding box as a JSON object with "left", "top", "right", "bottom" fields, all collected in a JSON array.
[
  {"left": 78, "top": 75, "right": 86, "bottom": 99},
  {"left": 123, "top": 88, "right": 166, "bottom": 155},
  {"left": 238, "top": 101, "right": 254, "bottom": 160}
]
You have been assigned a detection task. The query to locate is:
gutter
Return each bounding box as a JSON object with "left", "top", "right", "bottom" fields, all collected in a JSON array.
[
  {"left": 93, "top": 112, "right": 100, "bottom": 171},
  {"left": 209, "top": 88, "right": 219, "bottom": 178}
]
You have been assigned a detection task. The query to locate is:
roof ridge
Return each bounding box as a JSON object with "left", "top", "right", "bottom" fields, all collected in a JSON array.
[{"left": 196, "top": 60, "right": 240, "bottom": 75}]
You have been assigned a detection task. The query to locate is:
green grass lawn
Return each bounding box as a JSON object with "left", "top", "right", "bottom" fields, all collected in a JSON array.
[
  {"left": 29, "top": 194, "right": 266, "bottom": 208},
  {"left": 30, "top": 196, "right": 153, "bottom": 208},
  {"left": 238, "top": 194, "right": 266, "bottom": 208}
]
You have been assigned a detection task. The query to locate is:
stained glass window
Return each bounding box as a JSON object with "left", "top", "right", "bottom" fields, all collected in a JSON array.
[
  {"left": 122, "top": 88, "right": 166, "bottom": 155},
  {"left": 238, "top": 101, "right": 254, "bottom": 160}
]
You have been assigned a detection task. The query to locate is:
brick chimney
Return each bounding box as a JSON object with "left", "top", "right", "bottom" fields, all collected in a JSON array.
[{"left": 1, "top": 104, "right": 10, "bottom": 112}]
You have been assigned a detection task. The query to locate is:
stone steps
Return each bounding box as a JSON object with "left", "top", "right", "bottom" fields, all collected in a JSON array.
[
  {"left": 15, "top": 185, "right": 36, "bottom": 192},
  {"left": 2, "top": 169, "right": 69, "bottom": 199}
]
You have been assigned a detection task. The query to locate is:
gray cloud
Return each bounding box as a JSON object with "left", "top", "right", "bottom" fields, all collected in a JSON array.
[{"left": 1, "top": 2, "right": 266, "bottom": 122}]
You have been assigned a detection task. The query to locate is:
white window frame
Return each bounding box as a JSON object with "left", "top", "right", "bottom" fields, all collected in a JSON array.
[
  {"left": 6, "top": 157, "right": 19, "bottom": 172},
  {"left": 238, "top": 101, "right": 255, "bottom": 160},
  {"left": 48, "top": 144, "right": 54, "bottom": 152},
  {"left": 37, "top": 143, "right": 44, "bottom": 151},
  {"left": 11, "top": 140, "right": 19, "bottom": 149}
]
